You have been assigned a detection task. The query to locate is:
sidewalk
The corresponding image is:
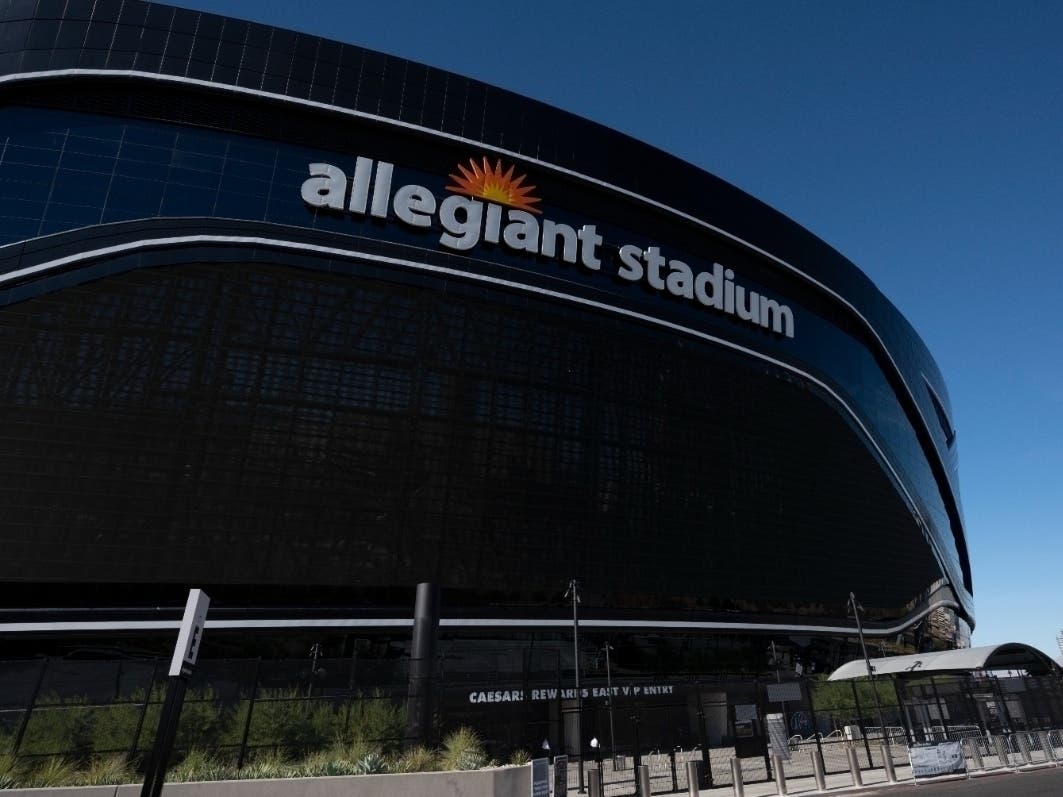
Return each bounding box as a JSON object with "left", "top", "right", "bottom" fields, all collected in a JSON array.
[{"left": 693, "top": 763, "right": 916, "bottom": 796}]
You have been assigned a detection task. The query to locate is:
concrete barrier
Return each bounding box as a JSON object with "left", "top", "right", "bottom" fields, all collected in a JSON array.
[{"left": 1, "top": 766, "right": 531, "bottom": 797}]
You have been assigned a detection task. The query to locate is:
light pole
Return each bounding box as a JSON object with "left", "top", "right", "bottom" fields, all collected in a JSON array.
[
  {"left": 566, "top": 578, "right": 585, "bottom": 793},
  {"left": 602, "top": 642, "right": 617, "bottom": 764},
  {"left": 848, "top": 592, "right": 891, "bottom": 756}
]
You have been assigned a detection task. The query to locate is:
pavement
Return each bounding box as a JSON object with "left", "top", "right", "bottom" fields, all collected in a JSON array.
[{"left": 690, "top": 760, "right": 1063, "bottom": 796}]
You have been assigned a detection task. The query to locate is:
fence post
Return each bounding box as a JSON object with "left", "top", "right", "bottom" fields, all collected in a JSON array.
[
  {"left": 128, "top": 658, "right": 161, "bottom": 761},
  {"left": 730, "top": 757, "right": 744, "bottom": 797},
  {"left": 696, "top": 697, "right": 713, "bottom": 787},
  {"left": 1016, "top": 732, "right": 1033, "bottom": 765},
  {"left": 849, "top": 680, "right": 874, "bottom": 767},
  {"left": 11, "top": 657, "right": 48, "bottom": 756},
  {"left": 236, "top": 657, "right": 262, "bottom": 769},
  {"left": 1039, "top": 731, "right": 1056, "bottom": 763},
  {"left": 845, "top": 745, "right": 863, "bottom": 786},
  {"left": 994, "top": 734, "right": 1011, "bottom": 768},
  {"left": 669, "top": 748, "right": 678, "bottom": 792}
]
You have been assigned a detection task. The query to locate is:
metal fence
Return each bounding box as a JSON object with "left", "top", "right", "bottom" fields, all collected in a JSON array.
[{"left": 3, "top": 653, "right": 1063, "bottom": 790}]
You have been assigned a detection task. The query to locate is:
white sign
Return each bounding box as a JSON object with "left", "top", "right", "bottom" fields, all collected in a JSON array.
[
  {"left": 301, "top": 157, "right": 796, "bottom": 339},
  {"left": 909, "top": 742, "right": 966, "bottom": 778},
  {"left": 766, "top": 713, "right": 791, "bottom": 761},
  {"left": 168, "top": 588, "right": 210, "bottom": 677}
]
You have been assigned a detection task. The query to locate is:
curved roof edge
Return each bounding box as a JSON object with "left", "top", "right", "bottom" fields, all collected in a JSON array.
[{"left": 828, "top": 643, "right": 1061, "bottom": 680}]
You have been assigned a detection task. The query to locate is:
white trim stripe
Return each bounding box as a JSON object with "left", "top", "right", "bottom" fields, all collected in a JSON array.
[{"left": 0, "top": 600, "right": 958, "bottom": 636}]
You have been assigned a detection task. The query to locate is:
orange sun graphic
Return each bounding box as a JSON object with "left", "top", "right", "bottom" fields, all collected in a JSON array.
[{"left": 446, "top": 157, "right": 542, "bottom": 214}]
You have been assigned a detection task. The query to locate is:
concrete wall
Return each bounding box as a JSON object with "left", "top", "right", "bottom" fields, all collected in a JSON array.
[{"left": 3, "top": 765, "right": 531, "bottom": 797}]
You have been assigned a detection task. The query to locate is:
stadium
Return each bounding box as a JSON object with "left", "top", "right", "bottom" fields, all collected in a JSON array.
[{"left": 0, "top": 0, "right": 972, "bottom": 756}]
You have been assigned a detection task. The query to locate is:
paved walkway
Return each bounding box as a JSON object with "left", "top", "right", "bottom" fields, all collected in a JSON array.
[{"left": 694, "top": 762, "right": 915, "bottom": 795}]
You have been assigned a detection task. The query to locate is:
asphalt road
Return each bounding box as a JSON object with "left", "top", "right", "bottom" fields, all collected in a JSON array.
[{"left": 846, "top": 768, "right": 1063, "bottom": 796}]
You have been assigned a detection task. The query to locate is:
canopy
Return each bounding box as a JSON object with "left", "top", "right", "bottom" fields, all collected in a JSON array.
[{"left": 828, "top": 643, "right": 1060, "bottom": 680}]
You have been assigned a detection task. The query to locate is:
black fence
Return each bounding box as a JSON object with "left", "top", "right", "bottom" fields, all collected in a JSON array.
[{"left": 2, "top": 653, "right": 1062, "bottom": 791}]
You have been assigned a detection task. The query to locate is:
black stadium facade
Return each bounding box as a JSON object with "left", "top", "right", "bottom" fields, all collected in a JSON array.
[{"left": 0, "top": 0, "right": 972, "bottom": 751}]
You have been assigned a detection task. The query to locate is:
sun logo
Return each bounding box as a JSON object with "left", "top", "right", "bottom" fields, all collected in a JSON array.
[{"left": 446, "top": 157, "right": 542, "bottom": 214}]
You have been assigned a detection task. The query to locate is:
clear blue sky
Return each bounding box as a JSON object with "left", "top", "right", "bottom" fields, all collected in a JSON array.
[{"left": 178, "top": 0, "right": 1063, "bottom": 660}]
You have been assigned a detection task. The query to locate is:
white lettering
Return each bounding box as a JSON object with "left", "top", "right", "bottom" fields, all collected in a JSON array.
[
  {"left": 393, "top": 184, "right": 436, "bottom": 228},
  {"left": 300, "top": 163, "right": 346, "bottom": 210},
  {"left": 301, "top": 158, "right": 796, "bottom": 338}
]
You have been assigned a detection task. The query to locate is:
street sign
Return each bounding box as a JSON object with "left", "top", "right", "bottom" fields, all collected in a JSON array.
[{"left": 168, "top": 588, "right": 210, "bottom": 677}]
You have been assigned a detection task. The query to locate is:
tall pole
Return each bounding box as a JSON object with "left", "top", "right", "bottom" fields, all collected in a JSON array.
[
  {"left": 604, "top": 642, "right": 617, "bottom": 762},
  {"left": 849, "top": 592, "right": 891, "bottom": 756},
  {"left": 566, "top": 578, "right": 585, "bottom": 794}
]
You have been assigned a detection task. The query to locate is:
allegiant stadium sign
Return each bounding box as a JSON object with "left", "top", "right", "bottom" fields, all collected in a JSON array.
[{"left": 301, "top": 155, "right": 795, "bottom": 338}]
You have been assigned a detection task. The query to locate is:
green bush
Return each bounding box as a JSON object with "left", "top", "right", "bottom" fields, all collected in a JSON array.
[
  {"left": 396, "top": 744, "right": 440, "bottom": 772},
  {"left": 0, "top": 752, "right": 21, "bottom": 788},
  {"left": 234, "top": 749, "right": 296, "bottom": 780},
  {"left": 21, "top": 756, "right": 78, "bottom": 788},
  {"left": 244, "top": 689, "right": 342, "bottom": 756},
  {"left": 17, "top": 695, "right": 97, "bottom": 759},
  {"left": 168, "top": 748, "right": 235, "bottom": 783},
  {"left": 76, "top": 754, "right": 135, "bottom": 786},
  {"left": 509, "top": 748, "right": 531, "bottom": 766},
  {"left": 345, "top": 690, "right": 406, "bottom": 752},
  {"left": 439, "top": 727, "right": 487, "bottom": 771}
]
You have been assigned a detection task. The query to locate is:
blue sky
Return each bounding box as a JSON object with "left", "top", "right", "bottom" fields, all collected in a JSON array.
[{"left": 179, "top": 1, "right": 1063, "bottom": 660}]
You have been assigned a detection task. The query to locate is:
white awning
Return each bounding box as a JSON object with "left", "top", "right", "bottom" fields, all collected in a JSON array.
[{"left": 828, "top": 643, "right": 1060, "bottom": 680}]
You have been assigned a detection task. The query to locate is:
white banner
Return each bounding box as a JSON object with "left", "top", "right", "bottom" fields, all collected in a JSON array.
[{"left": 909, "top": 741, "right": 967, "bottom": 777}]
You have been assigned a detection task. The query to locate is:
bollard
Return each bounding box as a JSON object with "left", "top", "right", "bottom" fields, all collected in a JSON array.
[
  {"left": 589, "top": 766, "right": 602, "bottom": 797},
  {"left": 771, "top": 754, "right": 788, "bottom": 795},
  {"left": 1016, "top": 732, "right": 1033, "bottom": 765},
  {"left": 730, "top": 757, "right": 745, "bottom": 797},
  {"left": 846, "top": 746, "right": 863, "bottom": 786},
  {"left": 881, "top": 743, "right": 896, "bottom": 783},
  {"left": 1041, "top": 731, "right": 1056, "bottom": 763},
  {"left": 964, "top": 737, "right": 984, "bottom": 771},
  {"left": 994, "top": 734, "right": 1011, "bottom": 768},
  {"left": 686, "top": 760, "right": 700, "bottom": 797},
  {"left": 811, "top": 748, "right": 826, "bottom": 792},
  {"left": 588, "top": 766, "right": 602, "bottom": 797},
  {"left": 637, "top": 764, "right": 651, "bottom": 797}
]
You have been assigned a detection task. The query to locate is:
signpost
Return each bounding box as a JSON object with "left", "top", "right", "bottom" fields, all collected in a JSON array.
[
  {"left": 140, "top": 589, "right": 210, "bottom": 797},
  {"left": 531, "top": 757, "right": 550, "bottom": 797},
  {"left": 553, "top": 754, "right": 569, "bottom": 796}
]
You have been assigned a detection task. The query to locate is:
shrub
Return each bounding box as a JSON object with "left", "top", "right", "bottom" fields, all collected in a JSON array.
[
  {"left": 76, "top": 754, "right": 135, "bottom": 785},
  {"left": 245, "top": 689, "right": 340, "bottom": 756},
  {"left": 352, "top": 751, "right": 389, "bottom": 774},
  {"left": 168, "top": 748, "right": 235, "bottom": 783},
  {"left": 509, "top": 748, "right": 532, "bottom": 766},
  {"left": 296, "top": 748, "right": 359, "bottom": 777},
  {"left": 17, "top": 695, "right": 97, "bottom": 759},
  {"left": 234, "top": 749, "right": 294, "bottom": 780},
  {"left": 0, "top": 753, "right": 21, "bottom": 788},
  {"left": 22, "top": 756, "right": 78, "bottom": 788},
  {"left": 440, "top": 727, "right": 487, "bottom": 771},
  {"left": 396, "top": 744, "right": 440, "bottom": 772},
  {"left": 345, "top": 690, "right": 406, "bottom": 752}
]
